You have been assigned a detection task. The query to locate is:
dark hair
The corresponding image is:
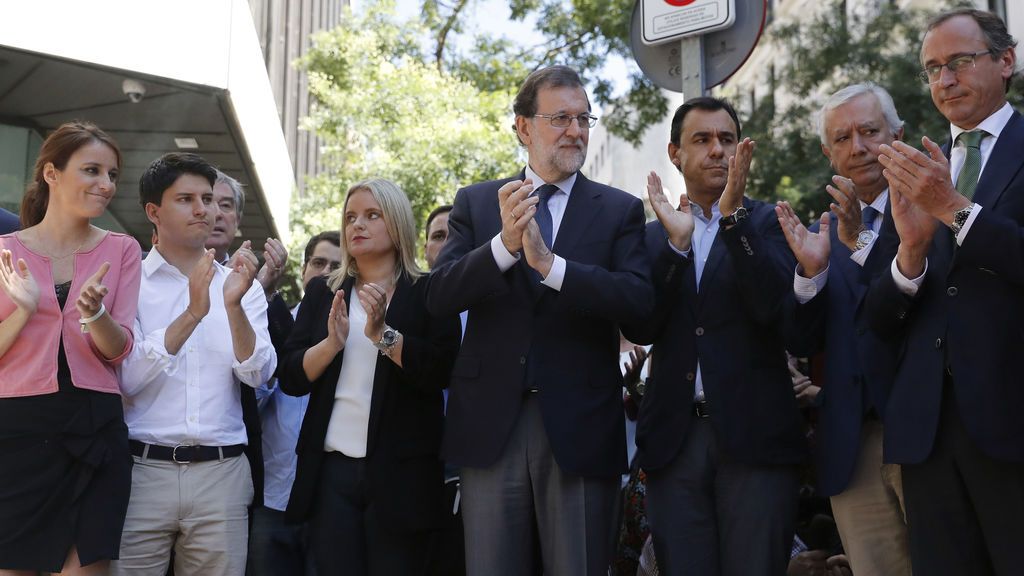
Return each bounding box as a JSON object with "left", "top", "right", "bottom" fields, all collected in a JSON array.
[
  {"left": 670, "top": 97, "right": 742, "bottom": 145},
  {"left": 21, "top": 121, "right": 122, "bottom": 227},
  {"left": 511, "top": 65, "right": 589, "bottom": 143},
  {"left": 303, "top": 230, "right": 341, "bottom": 265},
  {"left": 425, "top": 204, "right": 453, "bottom": 240},
  {"left": 926, "top": 8, "right": 1018, "bottom": 92},
  {"left": 138, "top": 153, "right": 217, "bottom": 207}
]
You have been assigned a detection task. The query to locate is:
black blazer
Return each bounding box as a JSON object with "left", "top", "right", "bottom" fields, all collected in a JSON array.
[
  {"left": 279, "top": 274, "right": 460, "bottom": 531},
  {"left": 865, "top": 109, "right": 1024, "bottom": 465},
  {"left": 425, "top": 171, "right": 653, "bottom": 478},
  {"left": 789, "top": 205, "right": 900, "bottom": 496},
  {"left": 622, "top": 197, "right": 807, "bottom": 471}
]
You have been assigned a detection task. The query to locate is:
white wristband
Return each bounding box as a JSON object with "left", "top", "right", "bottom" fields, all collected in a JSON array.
[{"left": 78, "top": 301, "right": 105, "bottom": 323}]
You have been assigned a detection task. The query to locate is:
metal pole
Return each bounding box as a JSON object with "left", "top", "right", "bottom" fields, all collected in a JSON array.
[{"left": 679, "top": 35, "right": 706, "bottom": 101}]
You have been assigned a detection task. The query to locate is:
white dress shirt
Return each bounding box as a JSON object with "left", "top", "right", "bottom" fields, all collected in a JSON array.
[
  {"left": 324, "top": 291, "right": 378, "bottom": 458},
  {"left": 120, "top": 248, "right": 276, "bottom": 447},
  {"left": 891, "top": 102, "right": 1014, "bottom": 295},
  {"left": 489, "top": 165, "right": 576, "bottom": 290}
]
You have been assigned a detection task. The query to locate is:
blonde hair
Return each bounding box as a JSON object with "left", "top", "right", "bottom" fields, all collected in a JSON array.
[{"left": 327, "top": 178, "right": 422, "bottom": 290}]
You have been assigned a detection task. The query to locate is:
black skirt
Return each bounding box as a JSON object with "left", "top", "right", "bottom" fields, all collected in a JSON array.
[{"left": 0, "top": 282, "right": 131, "bottom": 571}]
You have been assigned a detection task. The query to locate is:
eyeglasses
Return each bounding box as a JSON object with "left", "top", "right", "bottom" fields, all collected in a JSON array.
[
  {"left": 919, "top": 50, "right": 993, "bottom": 84},
  {"left": 533, "top": 113, "right": 599, "bottom": 129}
]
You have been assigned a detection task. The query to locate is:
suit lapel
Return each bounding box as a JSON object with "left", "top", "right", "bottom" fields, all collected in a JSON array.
[
  {"left": 973, "top": 111, "right": 1024, "bottom": 209},
  {"left": 553, "top": 173, "right": 602, "bottom": 257},
  {"left": 697, "top": 197, "right": 751, "bottom": 305}
]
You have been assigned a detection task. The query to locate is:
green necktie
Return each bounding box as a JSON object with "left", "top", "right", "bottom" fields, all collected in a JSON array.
[{"left": 955, "top": 130, "right": 985, "bottom": 200}]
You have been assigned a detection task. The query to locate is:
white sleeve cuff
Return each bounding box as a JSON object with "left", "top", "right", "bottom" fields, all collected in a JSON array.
[
  {"left": 667, "top": 239, "right": 691, "bottom": 258},
  {"left": 794, "top": 265, "right": 829, "bottom": 304},
  {"left": 891, "top": 256, "right": 927, "bottom": 296},
  {"left": 955, "top": 203, "right": 982, "bottom": 245},
  {"left": 540, "top": 255, "right": 566, "bottom": 291},
  {"left": 490, "top": 234, "right": 520, "bottom": 272}
]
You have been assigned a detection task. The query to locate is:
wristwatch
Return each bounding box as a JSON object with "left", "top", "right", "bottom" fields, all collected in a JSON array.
[
  {"left": 950, "top": 204, "right": 974, "bottom": 236},
  {"left": 719, "top": 206, "right": 749, "bottom": 227},
  {"left": 854, "top": 228, "right": 875, "bottom": 251},
  {"left": 375, "top": 325, "right": 400, "bottom": 357}
]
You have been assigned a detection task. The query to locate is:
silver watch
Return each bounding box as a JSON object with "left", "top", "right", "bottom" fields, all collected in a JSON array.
[
  {"left": 950, "top": 204, "right": 974, "bottom": 236},
  {"left": 854, "top": 228, "right": 875, "bottom": 251},
  {"left": 375, "top": 325, "right": 400, "bottom": 357}
]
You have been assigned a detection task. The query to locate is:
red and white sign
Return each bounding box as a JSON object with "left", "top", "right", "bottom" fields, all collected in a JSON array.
[{"left": 641, "top": 0, "right": 736, "bottom": 45}]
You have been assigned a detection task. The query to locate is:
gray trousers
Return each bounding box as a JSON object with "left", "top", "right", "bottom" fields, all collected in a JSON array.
[
  {"left": 460, "top": 394, "right": 618, "bottom": 576},
  {"left": 111, "top": 454, "right": 253, "bottom": 576},
  {"left": 645, "top": 418, "right": 799, "bottom": 576}
]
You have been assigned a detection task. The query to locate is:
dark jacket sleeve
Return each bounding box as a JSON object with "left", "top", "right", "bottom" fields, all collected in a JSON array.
[
  {"left": 620, "top": 221, "right": 691, "bottom": 346},
  {"left": 392, "top": 279, "right": 461, "bottom": 394},
  {"left": 279, "top": 276, "right": 331, "bottom": 397},
  {"left": 266, "top": 293, "right": 295, "bottom": 379}
]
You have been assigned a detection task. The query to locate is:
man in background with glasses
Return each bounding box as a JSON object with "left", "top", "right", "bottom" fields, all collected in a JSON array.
[
  {"left": 867, "top": 8, "right": 1023, "bottom": 575},
  {"left": 426, "top": 65, "right": 653, "bottom": 576}
]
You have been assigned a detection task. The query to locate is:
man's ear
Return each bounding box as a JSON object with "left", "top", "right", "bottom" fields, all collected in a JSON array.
[
  {"left": 821, "top": 142, "right": 832, "bottom": 165},
  {"left": 668, "top": 142, "right": 681, "bottom": 168},
  {"left": 144, "top": 202, "right": 160, "bottom": 228},
  {"left": 515, "top": 115, "right": 532, "bottom": 147},
  {"left": 895, "top": 126, "right": 905, "bottom": 142}
]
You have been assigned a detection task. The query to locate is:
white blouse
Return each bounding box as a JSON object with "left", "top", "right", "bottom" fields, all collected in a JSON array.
[{"left": 324, "top": 292, "right": 378, "bottom": 458}]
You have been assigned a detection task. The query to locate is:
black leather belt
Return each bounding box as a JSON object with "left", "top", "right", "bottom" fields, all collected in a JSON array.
[
  {"left": 130, "top": 440, "right": 245, "bottom": 464},
  {"left": 694, "top": 400, "right": 710, "bottom": 418}
]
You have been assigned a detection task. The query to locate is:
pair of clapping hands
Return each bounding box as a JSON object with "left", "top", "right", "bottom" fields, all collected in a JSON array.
[
  {"left": 185, "top": 238, "right": 288, "bottom": 322},
  {"left": 0, "top": 250, "right": 108, "bottom": 324}
]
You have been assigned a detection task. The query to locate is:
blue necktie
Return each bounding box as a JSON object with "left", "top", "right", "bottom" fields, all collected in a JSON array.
[
  {"left": 861, "top": 205, "right": 878, "bottom": 232},
  {"left": 534, "top": 184, "right": 557, "bottom": 249}
]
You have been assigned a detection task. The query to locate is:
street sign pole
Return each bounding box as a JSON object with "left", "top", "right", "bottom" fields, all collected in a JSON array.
[{"left": 679, "top": 35, "right": 706, "bottom": 100}]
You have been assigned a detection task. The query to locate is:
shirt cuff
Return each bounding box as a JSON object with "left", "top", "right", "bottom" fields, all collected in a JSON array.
[
  {"left": 667, "top": 239, "right": 691, "bottom": 258},
  {"left": 849, "top": 232, "right": 877, "bottom": 266},
  {"left": 955, "top": 203, "right": 982, "bottom": 246},
  {"left": 891, "top": 256, "right": 927, "bottom": 296},
  {"left": 490, "top": 234, "right": 520, "bottom": 272},
  {"left": 793, "top": 265, "right": 829, "bottom": 304},
  {"left": 540, "top": 255, "right": 566, "bottom": 291}
]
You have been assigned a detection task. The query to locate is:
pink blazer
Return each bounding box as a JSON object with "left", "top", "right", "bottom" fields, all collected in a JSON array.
[{"left": 0, "top": 232, "right": 141, "bottom": 397}]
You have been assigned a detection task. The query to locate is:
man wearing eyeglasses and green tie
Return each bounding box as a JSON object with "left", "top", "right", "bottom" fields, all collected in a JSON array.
[
  {"left": 426, "top": 65, "right": 652, "bottom": 576},
  {"left": 867, "top": 8, "right": 1023, "bottom": 576}
]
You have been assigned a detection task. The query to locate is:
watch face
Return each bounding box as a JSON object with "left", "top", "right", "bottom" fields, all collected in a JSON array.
[
  {"left": 381, "top": 329, "right": 398, "bottom": 346},
  {"left": 858, "top": 230, "right": 873, "bottom": 243}
]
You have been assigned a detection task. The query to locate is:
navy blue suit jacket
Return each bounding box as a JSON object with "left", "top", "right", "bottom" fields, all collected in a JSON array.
[
  {"left": 622, "top": 197, "right": 806, "bottom": 471},
  {"left": 790, "top": 205, "right": 899, "bottom": 496},
  {"left": 425, "top": 171, "right": 653, "bottom": 478},
  {"left": 866, "top": 109, "right": 1024, "bottom": 464},
  {"left": 0, "top": 208, "right": 19, "bottom": 234}
]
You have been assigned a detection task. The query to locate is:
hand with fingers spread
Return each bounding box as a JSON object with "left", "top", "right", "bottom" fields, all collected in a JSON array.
[
  {"left": 522, "top": 219, "right": 555, "bottom": 278},
  {"left": 224, "top": 245, "right": 258, "bottom": 307},
  {"left": 76, "top": 261, "right": 111, "bottom": 320},
  {"left": 359, "top": 282, "right": 389, "bottom": 343},
  {"left": 878, "top": 138, "right": 970, "bottom": 224},
  {"left": 776, "top": 202, "right": 830, "bottom": 278},
  {"left": 256, "top": 237, "right": 288, "bottom": 296},
  {"left": 719, "top": 137, "right": 756, "bottom": 220},
  {"left": 227, "top": 239, "right": 259, "bottom": 272},
  {"left": 0, "top": 249, "right": 40, "bottom": 314},
  {"left": 622, "top": 345, "right": 649, "bottom": 399},
  {"left": 647, "top": 171, "right": 694, "bottom": 252},
  {"left": 498, "top": 179, "right": 539, "bottom": 254},
  {"left": 326, "top": 289, "right": 349, "bottom": 352},
  {"left": 825, "top": 176, "right": 865, "bottom": 251},
  {"left": 187, "top": 249, "right": 216, "bottom": 321}
]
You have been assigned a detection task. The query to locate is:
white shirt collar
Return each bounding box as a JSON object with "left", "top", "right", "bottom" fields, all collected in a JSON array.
[
  {"left": 524, "top": 165, "right": 577, "bottom": 196},
  {"left": 143, "top": 246, "right": 225, "bottom": 278},
  {"left": 950, "top": 101, "right": 1014, "bottom": 144}
]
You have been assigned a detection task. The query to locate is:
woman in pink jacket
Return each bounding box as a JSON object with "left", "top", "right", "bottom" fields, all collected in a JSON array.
[{"left": 0, "top": 121, "right": 141, "bottom": 576}]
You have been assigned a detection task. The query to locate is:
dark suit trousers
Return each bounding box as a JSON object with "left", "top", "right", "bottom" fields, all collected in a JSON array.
[
  {"left": 645, "top": 418, "right": 799, "bottom": 576},
  {"left": 310, "top": 452, "right": 432, "bottom": 576},
  {"left": 459, "top": 394, "right": 618, "bottom": 576},
  {"left": 902, "top": 380, "right": 1024, "bottom": 576}
]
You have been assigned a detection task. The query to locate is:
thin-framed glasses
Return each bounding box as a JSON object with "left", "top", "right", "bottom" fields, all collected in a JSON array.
[
  {"left": 919, "top": 50, "right": 994, "bottom": 84},
  {"left": 533, "top": 113, "right": 599, "bottom": 129}
]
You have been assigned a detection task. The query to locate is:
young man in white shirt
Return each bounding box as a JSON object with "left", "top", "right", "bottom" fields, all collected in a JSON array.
[{"left": 113, "top": 153, "right": 276, "bottom": 576}]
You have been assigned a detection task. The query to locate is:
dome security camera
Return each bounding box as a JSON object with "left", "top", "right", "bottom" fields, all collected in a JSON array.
[{"left": 122, "top": 79, "right": 146, "bottom": 104}]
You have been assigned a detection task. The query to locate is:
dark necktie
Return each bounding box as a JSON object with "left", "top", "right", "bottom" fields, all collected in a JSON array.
[
  {"left": 955, "top": 130, "right": 985, "bottom": 200},
  {"left": 861, "top": 205, "right": 878, "bottom": 232},
  {"left": 534, "top": 184, "right": 558, "bottom": 249}
]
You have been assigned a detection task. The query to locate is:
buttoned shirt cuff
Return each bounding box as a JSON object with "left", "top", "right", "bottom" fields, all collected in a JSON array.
[
  {"left": 667, "top": 239, "right": 692, "bottom": 258},
  {"left": 490, "top": 234, "right": 520, "bottom": 272},
  {"left": 849, "top": 231, "right": 877, "bottom": 266},
  {"left": 955, "top": 203, "right": 982, "bottom": 246},
  {"left": 793, "top": 265, "right": 829, "bottom": 304},
  {"left": 540, "top": 255, "right": 566, "bottom": 291},
  {"left": 891, "top": 256, "right": 927, "bottom": 296}
]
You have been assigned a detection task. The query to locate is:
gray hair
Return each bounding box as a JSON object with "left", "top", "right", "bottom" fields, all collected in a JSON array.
[
  {"left": 817, "top": 82, "right": 904, "bottom": 145},
  {"left": 215, "top": 170, "right": 245, "bottom": 219}
]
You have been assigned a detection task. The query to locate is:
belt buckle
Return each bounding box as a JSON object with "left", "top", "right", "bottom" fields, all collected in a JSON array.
[{"left": 172, "top": 444, "right": 193, "bottom": 464}]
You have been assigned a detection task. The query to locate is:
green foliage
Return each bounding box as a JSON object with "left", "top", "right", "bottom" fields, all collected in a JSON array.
[
  {"left": 290, "top": 1, "right": 520, "bottom": 274},
  {"left": 741, "top": 0, "right": 1024, "bottom": 219}
]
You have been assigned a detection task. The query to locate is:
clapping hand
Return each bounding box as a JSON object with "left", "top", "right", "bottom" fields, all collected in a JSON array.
[
  {"left": 775, "top": 201, "right": 830, "bottom": 278},
  {"left": 256, "top": 238, "right": 288, "bottom": 296},
  {"left": 647, "top": 171, "right": 693, "bottom": 252},
  {"left": 498, "top": 179, "right": 539, "bottom": 254},
  {"left": 825, "top": 176, "right": 864, "bottom": 252},
  {"left": 326, "top": 289, "right": 349, "bottom": 352},
  {"left": 76, "top": 261, "right": 111, "bottom": 320},
  {"left": 719, "top": 138, "right": 756, "bottom": 220},
  {"left": 359, "top": 282, "right": 389, "bottom": 343},
  {"left": 0, "top": 249, "right": 39, "bottom": 314},
  {"left": 224, "top": 241, "right": 258, "bottom": 306}
]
